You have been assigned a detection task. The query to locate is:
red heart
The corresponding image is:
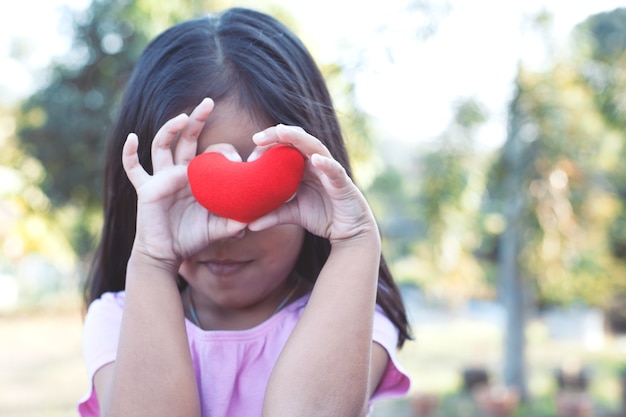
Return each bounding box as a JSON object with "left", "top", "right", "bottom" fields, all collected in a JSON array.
[{"left": 187, "top": 145, "right": 305, "bottom": 223}]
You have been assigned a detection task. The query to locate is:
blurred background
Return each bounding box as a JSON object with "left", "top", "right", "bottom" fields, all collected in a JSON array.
[{"left": 2, "top": 0, "right": 626, "bottom": 416}]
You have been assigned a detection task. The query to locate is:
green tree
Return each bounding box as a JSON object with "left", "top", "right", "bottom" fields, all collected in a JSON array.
[
  {"left": 17, "top": 0, "right": 153, "bottom": 256},
  {"left": 576, "top": 8, "right": 626, "bottom": 267},
  {"left": 368, "top": 98, "right": 492, "bottom": 303},
  {"left": 481, "top": 11, "right": 626, "bottom": 397},
  {"left": 489, "top": 65, "right": 621, "bottom": 307},
  {"left": 411, "top": 100, "right": 492, "bottom": 303},
  {"left": 575, "top": 7, "right": 626, "bottom": 333},
  {"left": 0, "top": 104, "right": 78, "bottom": 306}
]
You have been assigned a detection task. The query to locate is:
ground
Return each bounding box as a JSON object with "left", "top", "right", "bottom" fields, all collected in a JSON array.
[
  {"left": 2, "top": 298, "right": 624, "bottom": 417},
  {"left": 0, "top": 303, "right": 86, "bottom": 417}
]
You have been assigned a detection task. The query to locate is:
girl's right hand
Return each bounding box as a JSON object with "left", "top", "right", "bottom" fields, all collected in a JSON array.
[{"left": 122, "top": 98, "right": 247, "bottom": 269}]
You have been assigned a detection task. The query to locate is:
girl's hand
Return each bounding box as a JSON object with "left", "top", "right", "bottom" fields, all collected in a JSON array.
[
  {"left": 122, "top": 98, "right": 246, "bottom": 267},
  {"left": 248, "top": 124, "right": 378, "bottom": 245}
]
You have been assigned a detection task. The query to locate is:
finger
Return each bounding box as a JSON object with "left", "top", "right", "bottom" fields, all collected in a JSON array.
[
  {"left": 122, "top": 133, "right": 150, "bottom": 188},
  {"left": 246, "top": 144, "right": 274, "bottom": 162},
  {"left": 247, "top": 202, "right": 299, "bottom": 231},
  {"left": 310, "top": 153, "right": 352, "bottom": 191},
  {"left": 174, "top": 98, "right": 214, "bottom": 165},
  {"left": 212, "top": 217, "right": 247, "bottom": 233},
  {"left": 252, "top": 124, "right": 304, "bottom": 145},
  {"left": 152, "top": 113, "right": 189, "bottom": 172},
  {"left": 201, "top": 143, "right": 242, "bottom": 162},
  {"left": 253, "top": 124, "right": 332, "bottom": 159},
  {"left": 247, "top": 214, "right": 278, "bottom": 232}
]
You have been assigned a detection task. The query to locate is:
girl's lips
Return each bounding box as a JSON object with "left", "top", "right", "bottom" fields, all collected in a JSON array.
[{"left": 202, "top": 259, "right": 252, "bottom": 276}]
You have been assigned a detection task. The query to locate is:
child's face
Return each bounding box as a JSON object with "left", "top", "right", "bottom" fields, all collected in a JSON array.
[{"left": 179, "top": 99, "right": 306, "bottom": 313}]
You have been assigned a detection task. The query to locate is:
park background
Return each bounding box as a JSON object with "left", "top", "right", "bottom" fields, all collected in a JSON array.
[{"left": 2, "top": 0, "right": 626, "bottom": 416}]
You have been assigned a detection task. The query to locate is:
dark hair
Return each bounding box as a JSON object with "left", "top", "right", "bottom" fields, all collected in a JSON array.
[{"left": 85, "top": 7, "right": 411, "bottom": 347}]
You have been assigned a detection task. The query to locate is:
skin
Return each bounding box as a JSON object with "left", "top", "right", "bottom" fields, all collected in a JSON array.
[
  {"left": 178, "top": 99, "right": 308, "bottom": 331},
  {"left": 93, "top": 98, "right": 390, "bottom": 417}
]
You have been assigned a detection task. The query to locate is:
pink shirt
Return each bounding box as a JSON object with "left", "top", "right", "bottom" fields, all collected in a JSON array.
[{"left": 78, "top": 291, "right": 410, "bottom": 416}]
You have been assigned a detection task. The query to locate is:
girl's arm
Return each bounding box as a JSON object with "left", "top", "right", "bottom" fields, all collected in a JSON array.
[
  {"left": 97, "top": 254, "right": 200, "bottom": 417},
  {"left": 264, "top": 233, "right": 383, "bottom": 417},
  {"left": 93, "top": 99, "right": 246, "bottom": 417},
  {"left": 252, "top": 125, "right": 390, "bottom": 416}
]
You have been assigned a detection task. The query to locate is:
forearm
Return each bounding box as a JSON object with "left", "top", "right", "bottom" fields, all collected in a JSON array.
[
  {"left": 104, "top": 252, "right": 200, "bottom": 417},
  {"left": 263, "top": 230, "right": 381, "bottom": 417}
]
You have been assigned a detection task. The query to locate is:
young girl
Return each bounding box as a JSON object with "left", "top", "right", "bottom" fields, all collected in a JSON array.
[{"left": 79, "top": 7, "right": 411, "bottom": 417}]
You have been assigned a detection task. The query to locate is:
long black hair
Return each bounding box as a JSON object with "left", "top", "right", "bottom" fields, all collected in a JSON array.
[{"left": 85, "top": 7, "right": 411, "bottom": 347}]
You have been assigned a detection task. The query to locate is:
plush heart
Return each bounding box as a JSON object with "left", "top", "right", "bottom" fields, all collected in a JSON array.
[{"left": 187, "top": 145, "right": 305, "bottom": 223}]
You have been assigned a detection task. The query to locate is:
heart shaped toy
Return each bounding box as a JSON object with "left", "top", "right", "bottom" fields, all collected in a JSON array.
[{"left": 187, "top": 145, "right": 305, "bottom": 223}]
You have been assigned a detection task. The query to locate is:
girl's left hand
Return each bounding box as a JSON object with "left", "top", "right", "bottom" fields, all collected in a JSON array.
[{"left": 248, "top": 124, "right": 378, "bottom": 244}]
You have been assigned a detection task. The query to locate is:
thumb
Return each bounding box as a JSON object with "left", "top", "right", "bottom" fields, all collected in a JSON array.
[{"left": 247, "top": 203, "right": 298, "bottom": 231}]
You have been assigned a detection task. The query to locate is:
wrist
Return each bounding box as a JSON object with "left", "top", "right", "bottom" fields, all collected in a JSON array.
[
  {"left": 128, "top": 246, "right": 182, "bottom": 277},
  {"left": 330, "top": 208, "right": 381, "bottom": 250},
  {"left": 331, "top": 227, "right": 381, "bottom": 255}
]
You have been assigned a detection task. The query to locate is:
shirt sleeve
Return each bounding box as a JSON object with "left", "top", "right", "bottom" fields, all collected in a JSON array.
[
  {"left": 78, "top": 291, "right": 125, "bottom": 416},
  {"left": 370, "top": 306, "right": 411, "bottom": 401}
]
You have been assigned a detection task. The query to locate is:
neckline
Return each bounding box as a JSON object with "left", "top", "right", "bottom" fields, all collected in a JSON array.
[
  {"left": 184, "top": 292, "right": 311, "bottom": 337},
  {"left": 185, "top": 285, "right": 309, "bottom": 332}
]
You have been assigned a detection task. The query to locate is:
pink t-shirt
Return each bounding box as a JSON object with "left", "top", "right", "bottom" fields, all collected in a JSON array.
[{"left": 78, "top": 291, "right": 410, "bottom": 416}]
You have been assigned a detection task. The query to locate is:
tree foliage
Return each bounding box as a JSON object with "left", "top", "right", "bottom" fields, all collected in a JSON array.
[
  {"left": 576, "top": 9, "right": 626, "bottom": 270},
  {"left": 484, "top": 63, "right": 625, "bottom": 307},
  {"left": 368, "top": 98, "right": 493, "bottom": 303},
  {"left": 369, "top": 8, "right": 626, "bottom": 311},
  {"left": 19, "top": 1, "right": 143, "bottom": 209},
  {"left": 16, "top": 1, "right": 149, "bottom": 255}
]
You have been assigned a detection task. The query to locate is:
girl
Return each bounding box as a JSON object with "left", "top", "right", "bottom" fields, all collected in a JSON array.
[{"left": 80, "top": 7, "right": 411, "bottom": 417}]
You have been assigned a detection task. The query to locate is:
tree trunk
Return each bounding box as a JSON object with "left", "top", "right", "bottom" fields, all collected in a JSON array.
[{"left": 499, "top": 78, "right": 529, "bottom": 401}]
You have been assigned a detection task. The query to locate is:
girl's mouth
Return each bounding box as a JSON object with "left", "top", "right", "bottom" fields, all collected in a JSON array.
[{"left": 202, "top": 259, "right": 252, "bottom": 276}]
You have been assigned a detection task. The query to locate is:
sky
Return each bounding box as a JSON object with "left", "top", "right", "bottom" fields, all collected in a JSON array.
[
  {"left": 280, "top": 0, "right": 625, "bottom": 149},
  {"left": 1, "top": 0, "right": 625, "bottom": 150}
]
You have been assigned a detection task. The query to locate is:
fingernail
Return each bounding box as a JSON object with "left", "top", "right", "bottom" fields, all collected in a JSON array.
[
  {"left": 252, "top": 132, "right": 266, "bottom": 143},
  {"left": 224, "top": 149, "right": 242, "bottom": 162},
  {"left": 247, "top": 148, "right": 262, "bottom": 162}
]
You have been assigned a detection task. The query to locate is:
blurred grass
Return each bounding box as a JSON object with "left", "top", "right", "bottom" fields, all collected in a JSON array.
[
  {"left": 371, "top": 312, "right": 626, "bottom": 417},
  {"left": 0, "top": 297, "right": 86, "bottom": 417},
  {"left": 1, "top": 299, "right": 625, "bottom": 417}
]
